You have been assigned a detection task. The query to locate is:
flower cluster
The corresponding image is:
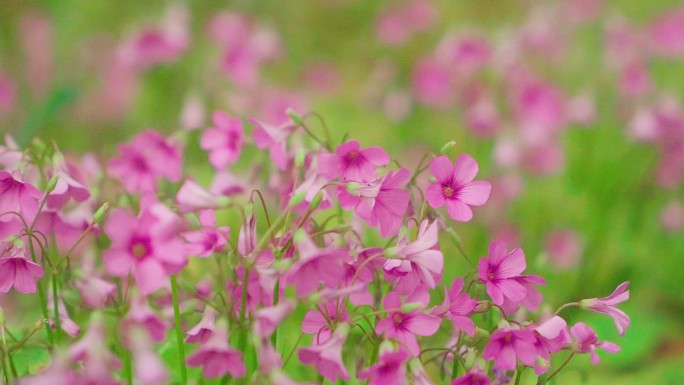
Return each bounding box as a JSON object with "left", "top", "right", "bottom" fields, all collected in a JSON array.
[{"left": 0, "top": 108, "right": 630, "bottom": 384}]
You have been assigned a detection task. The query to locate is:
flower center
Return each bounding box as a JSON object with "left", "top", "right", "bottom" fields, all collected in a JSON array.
[
  {"left": 443, "top": 186, "right": 455, "bottom": 197},
  {"left": 392, "top": 313, "right": 404, "bottom": 325},
  {"left": 130, "top": 238, "right": 151, "bottom": 260},
  {"left": 347, "top": 151, "right": 360, "bottom": 160}
]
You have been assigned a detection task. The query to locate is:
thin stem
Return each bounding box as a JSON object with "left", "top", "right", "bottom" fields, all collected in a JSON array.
[
  {"left": 51, "top": 273, "right": 61, "bottom": 344},
  {"left": 170, "top": 275, "right": 188, "bottom": 385},
  {"left": 546, "top": 352, "right": 575, "bottom": 382}
]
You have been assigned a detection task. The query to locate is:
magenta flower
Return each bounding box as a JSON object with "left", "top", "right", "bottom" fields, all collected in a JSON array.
[
  {"left": 318, "top": 140, "right": 390, "bottom": 182},
  {"left": 298, "top": 324, "right": 350, "bottom": 382},
  {"left": 107, "top": 130, "right": 183, "bottom": 193},
  {"left": 201, "top": 111, "right": 244, "bottom": 169},
  {"left": 426, "top": 154, "right": 491, "bottom": 222},
  {"left": 102, "top": 205, "right": 186, "bottom": 295},
  {"left": 186, "top": 327, "right": 246, "bottom": 379},
  {"left": 358, "top": 350, "right": 409, "bottom": 385},
  {"left": 375, "top": 289, "right": 441, "bottom": 356},
  {"left": 580, "top": 281, "right": 631, "bottom": 336},
  {"left": 483, "top": 327, "right": 538, "bottom": 370},
  {"left": 569, "top": 322, "right": 620, "bottom": 365},
  {"left": 347, "top": 168, "right": 411, "bottom": 237},
  {"left": 431, "top": 278, "right": 477, "bottom": 336},
  {"left": 451, "top": 367, "right": 491, "bottom": 385},
  {"left": 0, "top": 245, "right": 44, "bottom": 294},
  {"left": 478, "top": 241, "right": 528, "bottom": 306}
]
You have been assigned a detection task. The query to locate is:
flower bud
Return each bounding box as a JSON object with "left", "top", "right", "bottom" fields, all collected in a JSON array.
[
  {"left": 46, "top": 174, "right": 60, "bottom": 193},
  {"left": 400, "top": 302, "right": 423, "bottom": 313},
  {"left": 93, "top": 202, "right": 110, "bottom": 224},
  {"left": 439, "top": 140, "right": 457, "bottom": 154},
  {"left": 286, "top": 108, "right": 305, "bottom": 126},
  {"left": 288, "top": 191, "right": 307, "bottom": 207}
]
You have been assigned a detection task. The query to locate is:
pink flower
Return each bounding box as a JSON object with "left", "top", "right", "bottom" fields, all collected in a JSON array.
[
  {"left": 478, "top": 241, "right": 529, "bottom": 306},
  {"left": 529, "top": 316, "right": 571, "bottom": 374},
  {"left": 318, "top": 140, "right": 390, "bottom": 182},
  {"left": 256, "top": 300, "right": 295, "bottom": 338},
  {"left": 580, "top": 282, "right": 630, "bottom": 336},
  {"left": 176, "top": 180, "right": 229, "bottom": 212},
  {"left": 103, "top": 204, "right": 186, "bottom": 295},
  {"left": 107, "top": 130, "right": 183, "bottom": 193},
  {"left": 201, "top": 111, "right": 244, "bottom": 169},
  {"left": 187, "top": 327, "right": 246, "bottom": 378},
  {"left": 185, "top": 306, "right": 217, "bottom": 343},
  {"left": 251, "top": 118, "right": 295, "bottom": 170},
  {"left": 569, "top": 322, "right": 620, "bottom": 364},
  {"left": 0, "top": 170, "right": 41, "bottom": 219},
  {"left": 298, "top": 324, "right": 350, "bottom": 382},
  {"left": 358, "top": 350, "right": 409, "bottom": 385},
  {"left": 426, "top": 155, "right": 491, "bottom": 222},
  {"left": 451, "top": 367, "right": 491, "bottom": 385},
  {"left": 284, "top": 233, "right": 351, "bottom": 296},
  {"left": 375, "top": 289, "right": 441, "bottom": 356},
  {"left": 483, "top": 327, "right": 538, "bottom": 371},
  {"left": 343, "top": 168, "right": 411, "bottom": 237},
  {"left": 384, "top": 220, "right": 443, "bottom": 290},
  {"left": 301, "top": 302, "right": 349, "bottom": 344},
  {"left": 0, "top": 244, "right": 44, "bottom": 294},
  {"left": 431, "top": 278, "right": 476, "bottom": 336},
  {"left": 182, "top": 210, "right": 229, "bottom": 257}
]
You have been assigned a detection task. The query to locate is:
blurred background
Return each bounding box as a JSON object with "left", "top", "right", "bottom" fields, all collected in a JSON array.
[{"left": 1, "top": 0, "right": 684, "bottom": 383}]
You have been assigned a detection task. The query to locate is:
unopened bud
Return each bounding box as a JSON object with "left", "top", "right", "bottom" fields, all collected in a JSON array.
[
  {"left": 400, "top": 302, "right": 423, "bottom": 313},
  {"left": 309, "top": 192, "right": 323, "bottom": 210},
  {"left": 286, "top": 108, "right": 305, "bottom": 126},
  {"left": 439, "top": 140, "right": 457, "bottom": 154},
  {"left": 288, "top": 191, "right": 307, "bottom": 207},
  {"left": 295, "top": 149, "right": 306, "bottom": 168},
  {"left": 46, "top": 175, "right": 60, "bottom": 194},
  {"left": 93, "top": 202, "right": 110, "bottom": 224}
]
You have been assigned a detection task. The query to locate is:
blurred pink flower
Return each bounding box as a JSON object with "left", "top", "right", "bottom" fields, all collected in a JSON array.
[{"left": 201, "top": 111, "right": 244, "bottom": 169}]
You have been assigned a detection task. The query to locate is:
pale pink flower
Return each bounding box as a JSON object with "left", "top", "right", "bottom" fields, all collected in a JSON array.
[
  {"left": 483, "top": 327, "right": 538, "bottom": 370},
  {"left": 251, "top": 119, "right": 295, "bottom": 170},
  {"left": 186, "top": 327, "right": 246, "bottom": 378},
  {"left": 201, "top": 111, "right": 244, "bottom": 169},
  {"left": 426, "top": 155, "right": 491, "bottom": 222},
  {"left": 384, "top": 220, "right": 443, "bottom": 290},
  {"left": 570, "top": 322, "right": 620, "bottom": 364},
  {"left": 298, "top": 324, "right": 350, "bottom": 382},
  {"left": 580, "top": 282, "right": 630, "bottom": 336},
  {"left": 0, "top": 244, "right": 44, "bottom": 294},
  {"left": 185, "top": 306, "right": 217, "bottom": 343},
  {"left": 318, "top": 140, "right": 390, "bottom": 182},
  {"left": 375, "top": 289, "right": 441, "bottom": 356}
]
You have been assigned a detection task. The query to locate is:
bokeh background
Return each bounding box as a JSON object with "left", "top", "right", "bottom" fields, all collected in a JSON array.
[{"left": 1, "top": 0, "right": 684, "bottom": 383}]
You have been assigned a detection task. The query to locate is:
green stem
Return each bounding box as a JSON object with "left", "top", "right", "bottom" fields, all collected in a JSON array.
[
  {"left": 170, "top": 275, "right": 188, "bottom": 385},
  {"left": 27, "top": 237, "right": 53, "bottom": 344},
  {"left": 51, "top": 273, "right": 61, "bottom": 344}
]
